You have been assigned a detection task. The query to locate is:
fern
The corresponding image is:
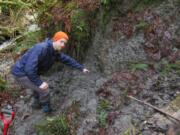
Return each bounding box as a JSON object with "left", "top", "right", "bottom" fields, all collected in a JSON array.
[
  {"left": 97, "top": 99, "right": 110, "bottom": 113},
  {"left": 130, "top": 63, "right": 149, "bottom": 71},
  {"left": 35, "top": 114, "right": 70, "bottom": 135},
  {"left": 98, "top": 111, "right": 108, "bottom": 128}
]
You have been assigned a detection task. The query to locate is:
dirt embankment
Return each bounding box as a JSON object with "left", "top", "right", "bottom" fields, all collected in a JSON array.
[{"left": 0, "top": 0, "right": 179, "bottom": 135}]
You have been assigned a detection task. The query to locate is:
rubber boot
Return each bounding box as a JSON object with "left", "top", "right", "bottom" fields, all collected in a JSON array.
[{"left": 41, "top": 102, "right": 52, "bottom": 113}]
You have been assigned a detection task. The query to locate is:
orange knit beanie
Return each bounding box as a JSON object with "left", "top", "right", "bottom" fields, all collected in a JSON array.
[{"left": 52, "top": 31, "right": 69, "bottom": 41}]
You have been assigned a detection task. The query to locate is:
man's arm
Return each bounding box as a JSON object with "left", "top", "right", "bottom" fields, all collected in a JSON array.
[{"left": 59, "top": 53, "right": 85, "bottom": 71}]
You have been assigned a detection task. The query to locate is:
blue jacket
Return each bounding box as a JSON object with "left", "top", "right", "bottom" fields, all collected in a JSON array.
[{"left": 11, "top": 38, "right": 84, "bottom": 86}]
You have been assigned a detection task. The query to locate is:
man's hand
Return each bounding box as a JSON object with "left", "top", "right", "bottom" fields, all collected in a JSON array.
[
  {"left": 83, "top": 68, "right": 89, "bottom": 74},
  {"left": 39, "top": 82, "right": 49, "bottom": 90}
]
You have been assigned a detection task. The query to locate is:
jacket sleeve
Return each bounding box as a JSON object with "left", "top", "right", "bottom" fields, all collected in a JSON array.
[
  {"left": 59, "top": 53, "right": 84, "bottom": 71},
  {"left": 24, "top": 46, "right": 43, "bottom": 86}
]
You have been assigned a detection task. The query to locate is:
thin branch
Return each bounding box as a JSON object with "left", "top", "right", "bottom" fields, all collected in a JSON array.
[{"left": 128, "top": 95, "right": 180, "bottom": 123}]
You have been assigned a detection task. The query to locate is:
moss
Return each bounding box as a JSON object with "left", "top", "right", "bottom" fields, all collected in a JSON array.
[
  {"left": 132, "top": 0, "right": 166, "bottom": 11},
  {"left": 0, "top": 76, "right": 6, "bottom": 91}
]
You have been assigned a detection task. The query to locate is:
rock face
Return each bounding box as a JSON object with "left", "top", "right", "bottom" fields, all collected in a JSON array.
[{"left": 1, "top": 0, "right": 179, "bottom": 135}]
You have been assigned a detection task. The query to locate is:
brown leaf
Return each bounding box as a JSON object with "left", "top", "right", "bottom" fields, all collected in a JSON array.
[
  {"left": 96, "top": 88, "right": 112, "bottom": 98},
  {"left": 120, "top": 72, "right": 137, "bottom": 81},
  {"left": 99, "top": 128, "right": 106, "bottom": 135},
  {"left": 149, "top": 51, "right": 161, "bottom": 61},
  {"left": 167, "top": 126, "right": 176, "bottom": 135},
  {"left": 107, "top": 112, "right": 119, "bottom": 125},
  {"left": 168, "top": 51, "right": 180, "bottom": 62}
]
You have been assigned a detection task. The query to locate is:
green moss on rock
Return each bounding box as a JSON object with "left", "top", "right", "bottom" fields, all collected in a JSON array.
[{"left": 0, "top": 76, "right": 6, "bottom": 91}]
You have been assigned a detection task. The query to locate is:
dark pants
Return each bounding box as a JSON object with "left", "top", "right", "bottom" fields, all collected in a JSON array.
[{"left": 13, "top": 76, "right": 50, "bottom": 104}]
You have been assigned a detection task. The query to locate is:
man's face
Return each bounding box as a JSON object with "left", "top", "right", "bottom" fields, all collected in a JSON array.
[{"left": 54, "top": 38, "right": 68, "bottom": 51}]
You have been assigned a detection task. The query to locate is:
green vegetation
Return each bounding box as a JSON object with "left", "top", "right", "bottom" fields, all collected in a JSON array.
[
  {"left": 0, "top": 30, "right": 43, "bottom": 60},
  {"left": 13, "top": 30, "right": 42, "bottom": 54},
  {"left": 130, "top": 63, "right": 149, "bottom": 71},
  {"left": 32, "top": 0, "right": 100, "bottom": 60},
  {"left": 0, "top": 0, "right": 31, "bottom": 38},
  {"left": 71, "top": 10, "right": 89, "bottom": 41},
  {"left": 33, "top": 0, "right": 58, "bottom": 35},
  {"left": 35, "top": 101, "right": 81, "bottom": 135},
  {"left": 132, "top": 0, "right": 166, "bottom": 11},
  {"left": 169, "top": 94, "right": 180, "bottom": 111},
  {"left": 162, "top": 61, "right": 180, "bottom": 75},
  {"left": 0, "top": 0, "right": 123, "bottom": 60},
  {"left": 64, "top": 1, "right": 77, "bottom": 12},
  {"left": 97, "top": 99, "right": 110, "bottom": 113},
  {"left": 177, "top": 0, "right": 180, "bottom": 6},
  {"left": 156, "top": 60, "right": 180, "bottom": 75},
  {"left": 0, "top": 76, "right": 6, "bottom": 91},
  {"left": 0, "top": 0, "right": 98, "bottom": 60},
  {"left": 135, "top": 21, "right": 149, "bottom": 31},
  {"left": 101, "top": 0, "right": 111, "bottom": 5},
  {"left": 70, "top": 9, "right": 90, "bottom": 59},
  {"left": 35, "top": 114, "right": 70, "bottom": 135},
  {"left": 96, "top": 99, "right": 110, "bottom": 128},
  {"left": 123, "top": 126, "right": 137, "bottom": 135},
  {"left": 97, "top": 111, "right": 108, "bottom": 128},
  {"left": 0, "top": 0, "right": 30, "bottom": 7}
]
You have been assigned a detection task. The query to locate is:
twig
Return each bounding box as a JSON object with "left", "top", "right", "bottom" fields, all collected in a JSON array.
[{"left": 127, "top": 95, "right": 180, "bottom": 123}]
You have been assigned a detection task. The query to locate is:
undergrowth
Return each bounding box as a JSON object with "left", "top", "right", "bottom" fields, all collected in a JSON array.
[
  {"left": 132, "top": 0, "right": 166, "bottom": 11},
  {"left": 35, "top": 114, "right": 70, "bottom": 135},
  {"left": 0, "top": 75, "right": 6, "bottom": 91}
]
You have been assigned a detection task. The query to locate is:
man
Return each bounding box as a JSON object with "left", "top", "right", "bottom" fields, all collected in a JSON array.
[{"left": 11, "top": 31, "right": 89, "bottom": 113}]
